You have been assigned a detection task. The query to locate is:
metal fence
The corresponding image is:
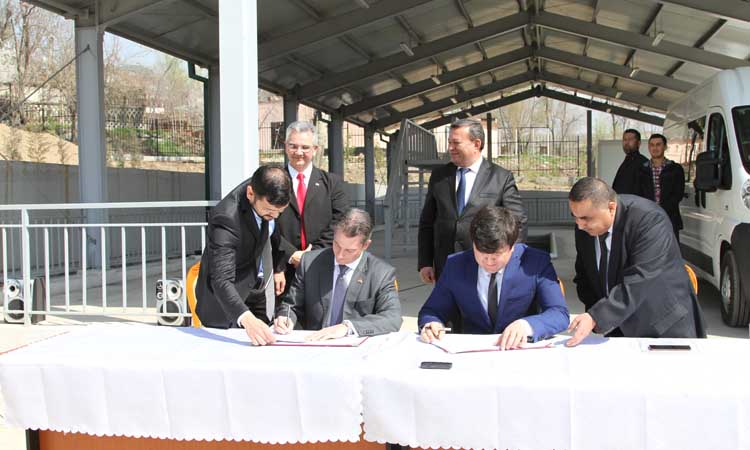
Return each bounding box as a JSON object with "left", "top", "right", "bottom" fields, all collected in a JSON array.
[
  {"left": 6, "top": 103, "right": 206, "bottom": 158},
  {"left": 0, "top": 201, "right": 215, "bottom": 325}
]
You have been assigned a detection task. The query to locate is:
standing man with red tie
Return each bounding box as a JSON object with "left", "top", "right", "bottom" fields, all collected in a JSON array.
[{"left": 276, "top": 121, "right": 349, "bottom": 294}]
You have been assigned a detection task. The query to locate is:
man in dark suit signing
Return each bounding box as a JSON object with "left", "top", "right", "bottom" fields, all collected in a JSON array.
[
  {"left": 196, "top": 165, "right": 291, "bottom": 346},
  {"left": 419, "top": 206, "right": 569, "bottom": 350},
  {"left": 418, "top": 118, "right": 527, "bottom": 284},
  {"left": 276, "top": 120, "right": 349, "bottom": 291},
  {"left": 273, "top": 208, "right": 402, "bottom": 339},
  {"left": 566, "top": 177, "right": 706, "bottom": 346}
]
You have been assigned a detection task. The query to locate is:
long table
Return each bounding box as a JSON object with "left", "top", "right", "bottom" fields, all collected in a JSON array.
[{"left": 1, "top": 325, "right": 748, "bottom": 450}]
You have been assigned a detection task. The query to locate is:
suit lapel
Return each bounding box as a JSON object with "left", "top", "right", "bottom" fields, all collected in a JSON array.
[
  {"left": 343, "top": 253, "right": 369, "bottom": 312},
  {"left": 463, "top": 159, "right": 490, "bottom": 215},
  {"left": 464, "top": 255, "right": 492, "bottom": 330},
  {"left": 318, "top": 249, "right": 336, "bottom": 324},
  {"left": 240, "top": 192, "right": 261, "bottom": 241},
  {"left": 303, "top": 167, "right": 322, "bottom": 212},
  {"left": 285, "top": 166, "right": 301, "bottom": 216},
  {"left": 608, "top": 200, "right": 626, "bottom": 292},
  {"left": 448, "top": 164, "right": 459, "bottom": 216},
  {"left": 495, "top": 244, "right": 521, "bottom": 332}
]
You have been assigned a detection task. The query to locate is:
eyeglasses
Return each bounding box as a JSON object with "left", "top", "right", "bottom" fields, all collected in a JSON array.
[{"left": 287, "top": 143, "right": 315, "bottom": 153}]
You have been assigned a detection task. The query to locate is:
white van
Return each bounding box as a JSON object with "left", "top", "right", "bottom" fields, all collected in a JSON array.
[{"left": 663, "top": 67, "right": 750, "bottom": 327}]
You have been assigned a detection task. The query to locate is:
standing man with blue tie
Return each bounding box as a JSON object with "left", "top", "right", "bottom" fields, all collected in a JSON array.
[
  {"left": 418, "top": 206, "right": 568, "bottom": 349},
  {"left": 418, "top": 119, "right": 527, "bottom": 284},
  {"left": 276, "top": 121, "right": 349, "bottom": 294}
]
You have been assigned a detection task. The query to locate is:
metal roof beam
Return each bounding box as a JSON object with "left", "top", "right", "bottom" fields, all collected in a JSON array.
[
  {"left": 259, "top": 0, "right": 434, "bottom": 61},
  {"left": 534, "top": 10, "right": 749, "bottom": 70},
  {"left": 421, "top": 88, "right": 539, "bottom": 129},
  {"left": 341, "top": 47, "right": 531, "bottom": 117},
  {"left": 100, "top": 0, "right": 172, "bottom": 28},
  {"left": 298, "top": 12, "right": 529, "bottom": 99},
  {"left": 537, "top": 47, "right": 695, "bottom": 92},
  {"left": 180, "top": 0, "right": 218, "bottom": 20},
  {"left": 541, "top": 88, "right": 665, "bottom": 125},
  {"left": 375, "top": 73, "right": 534, "bottom": 128},
  {"left": 647, "top": 18, "right": 726, "bottom": 97},
  {"left": 541, "top": 71, "right": 669, "bottom": 111},
  {"left": 650, "top": 0, "right": 750, "bottom": 23}
]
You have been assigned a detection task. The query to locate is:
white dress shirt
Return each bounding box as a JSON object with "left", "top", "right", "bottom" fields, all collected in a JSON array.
[
  {"left": 330, "top": 252, "right": 365, "bottom": 335},
  {"left": 594, "top": 225, "right": 614, "bottom": 271},
  {"left": 288, "top": 163, "right": 313, "bottom": 196},
  {"left": 477, "top": 264, "right": 533, "bottom": 336},
  {"left": 455, "top": 157, "right": 484, "bottom": 208}
]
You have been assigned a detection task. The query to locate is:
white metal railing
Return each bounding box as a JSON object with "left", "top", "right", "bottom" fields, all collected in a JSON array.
[{"left": 0, "top": 201, "right": 218, "bottom": 325}]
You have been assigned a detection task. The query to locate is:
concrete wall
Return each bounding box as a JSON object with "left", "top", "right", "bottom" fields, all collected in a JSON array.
[{"left": 1, "top": 161, "right": 204, "bottom": 204}]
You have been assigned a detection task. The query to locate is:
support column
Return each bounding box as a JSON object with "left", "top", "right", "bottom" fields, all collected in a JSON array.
[
  {"left": 587, "top": 109, "right": 593, "bottom": 177},
  {"left": 75, "top": 25, "right": 107, "bottom": 267},
  {"left": 364, "top": 127, "right": 375, "bottom": 220},
  {"left": 207, "top": 65, "right": 222, "bottom": 200},
  {"left": 328, "top": 115, "right": 344, "bottom": 176},
  {"left": 283, "top": 95, "right": 299, "bottom": 165},
  {"left": 485, "top": 112, "right": 493, "bottom": 163},
  {"left": 219, "top": 0, "right": 259, "bottom": 196}
]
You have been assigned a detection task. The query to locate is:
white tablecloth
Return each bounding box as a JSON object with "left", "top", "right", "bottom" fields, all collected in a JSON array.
[
  {"left": 362, "top": 334, "right": 750, "bottom": 450},
  {"left": 3, "top": 327, "right": 750, "bottom": 449},
  {"left": 0, "top": 324, "right": 397, "bottom": 443}
]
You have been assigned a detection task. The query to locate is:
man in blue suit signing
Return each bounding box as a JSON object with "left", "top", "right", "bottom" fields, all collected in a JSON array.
[{"left": 419, "top": 206, "right": 569, "bottom": 350}]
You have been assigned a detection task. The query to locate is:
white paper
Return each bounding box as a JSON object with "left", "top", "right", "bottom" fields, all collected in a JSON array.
[
  {"left": 429, "top": 333, "right": 555, "bottom": 354},
  {"left": 271, "top": 329, "right": 369, "bottom": 347}
]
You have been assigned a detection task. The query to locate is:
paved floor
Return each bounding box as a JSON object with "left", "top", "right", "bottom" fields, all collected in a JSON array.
[{"left": 1, "top": 226, "right": 746, "bottom": 449}]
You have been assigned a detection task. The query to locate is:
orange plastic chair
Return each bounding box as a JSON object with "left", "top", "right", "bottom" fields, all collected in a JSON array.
[
  {"left": 558, "top": 277, "right": 565, "bottom": 297},
  {"left": 186, "top": 262, "right": 202, "bottom": 328},
  {"left": 684, "top": 264, "right": 698, "bottom": 295}
]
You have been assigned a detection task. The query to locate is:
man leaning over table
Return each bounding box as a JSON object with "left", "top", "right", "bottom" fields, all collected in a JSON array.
[
  {"left": 195, "top": 165, "right": 291, "bottom": 346},
  {"left": 273, "top": 208, "right": 402, "bottom": 340},
  {"left": 418, "top": 206, "right": 569, "bottom": 350}
]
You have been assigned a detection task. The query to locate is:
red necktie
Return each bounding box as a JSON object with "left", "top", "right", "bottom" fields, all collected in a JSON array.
[{"left": 296, "top": 172, "right": 307, "bottom": 249}]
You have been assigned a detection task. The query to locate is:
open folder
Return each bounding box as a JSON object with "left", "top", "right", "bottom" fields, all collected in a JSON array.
[
  {"left": 429, "top": 334, "right": 555, "bottom": 354},
  {"left": 269, "top": 329, "right": 370, "bottom": 347}
]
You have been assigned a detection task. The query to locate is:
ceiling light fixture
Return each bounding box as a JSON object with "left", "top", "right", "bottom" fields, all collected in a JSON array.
[
  {"left": 399, "top": 42, "right": 414, "bottom": 57},
  {"left": 652, "top": 31, "right": 665, "bottom": 46}
]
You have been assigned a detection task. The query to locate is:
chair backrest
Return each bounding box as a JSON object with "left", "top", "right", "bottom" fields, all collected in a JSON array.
[
  {"left": 684, "top": 264, "right": 698, "bottom": 295},
  {"left": 558, "top": 277, "right": 565, "bottom": 298},
  {"left": 186, "top": 262, "right": 202, "bottom": 328}
]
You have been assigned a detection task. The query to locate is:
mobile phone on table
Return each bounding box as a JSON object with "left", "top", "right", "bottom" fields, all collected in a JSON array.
[
  {"left": 647, "top": 344, "right": 691, "bottom": 351},
  {"left": 420, "top": 361, "right": 452, "bottom": 370}
]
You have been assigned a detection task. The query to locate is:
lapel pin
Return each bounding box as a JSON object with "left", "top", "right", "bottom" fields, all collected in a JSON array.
[
  {"left": 357, "top": 278, "right": 364, "bottom": 284},
  {"left": 315, "top": 182, "right": 320, "bottom": 187}
]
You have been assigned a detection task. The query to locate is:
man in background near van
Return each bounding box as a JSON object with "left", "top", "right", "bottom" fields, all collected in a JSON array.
[
  {"left": 636, "top": 134, "right": 685, "bottom": 239},
  {"left": 612, "top": 129, "right": 648, "bottom": 195}
]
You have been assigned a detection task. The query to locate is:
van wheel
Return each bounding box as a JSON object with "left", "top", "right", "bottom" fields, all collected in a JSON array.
[{"left": 720, "top": 250, "right": 750, "bottom": 327}]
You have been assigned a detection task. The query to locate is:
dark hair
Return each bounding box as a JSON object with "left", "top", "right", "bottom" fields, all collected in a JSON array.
[
  {"left": 649, "top": 133, "right": 667, "bottom": 145},
  {"left": 451, "top": 118, "right": 485, "bottom": 150},
  {"left": 333, "top": 208, "right": 373, "bottom": 244},
  {"left": 469, "top": 206, "right": 519, "bottom": 253},
  {"left": 250, "top": 164, "right": 291, "bottom": 207},
  {"left": 623, "top": 128, "right": 641, "bottom": 142},
  {"left": 569, "top": 177, "right": 616, "bottom": 208}
]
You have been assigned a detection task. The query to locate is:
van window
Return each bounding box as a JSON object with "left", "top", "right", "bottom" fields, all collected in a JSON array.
[
  {"left": 707, "top": 113, "right": 732, "bottom": 189},
  {"left": 686, "top": 117, "right": 706, "bottom": 184},
  {"left": 731, "top": 106, "right": 750, "bottom": 175}
]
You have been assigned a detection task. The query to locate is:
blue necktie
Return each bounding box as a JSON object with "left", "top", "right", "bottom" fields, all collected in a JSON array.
[
  {"left": 456, "top": 167, "right": 468, "bottom": 215},
  {"left": 329, "top": 265, "right": 350, "bottom": 326}
]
